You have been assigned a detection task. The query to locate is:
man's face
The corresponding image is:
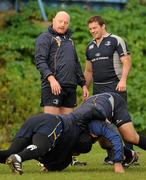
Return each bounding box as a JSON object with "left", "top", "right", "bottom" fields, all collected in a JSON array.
[
  {"left": 88, "top": 21, "right": 105, "bottom": 40},
  {"left": 53, "top": 14, "right": 70, "bottom": 34}
]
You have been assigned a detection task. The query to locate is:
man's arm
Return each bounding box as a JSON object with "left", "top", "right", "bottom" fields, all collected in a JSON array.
[
  {"left": 115, "top": 36, "right": 132, "bottom": 92},
  {"left": 35, "top": 33, "right": 61, "bottom": 95},
  {"left": 88, "top": 120, "right": 124, "bottom": 173},
  {"left": 116, "top": 55, "right": 131, "bottom": 92},
  {"left": 35, "top": 33, "right": 53, "bottom": 79},
  {"left": 84, "top": 61, "right": 93, "bottom": 89}
]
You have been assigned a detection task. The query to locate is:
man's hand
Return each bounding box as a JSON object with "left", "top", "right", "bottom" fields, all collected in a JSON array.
[
  {"left": 116, "top": 79, "right": 126, "bottom": 92},
  {"left": 47, "top": 75, "right": 62, "bottom": 95},
  {"left": 114, "top": 162, "right": 125, "bottom": 173},
  {"left": 82, "top": 85, "right": 89, "bottom": 101}
]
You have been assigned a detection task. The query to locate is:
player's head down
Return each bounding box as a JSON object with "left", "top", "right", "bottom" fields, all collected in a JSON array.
[{"left": 73, "top": 132, "right": 93, "bottom": 154}]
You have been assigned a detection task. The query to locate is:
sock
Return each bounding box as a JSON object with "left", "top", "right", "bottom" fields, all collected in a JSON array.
[
  {"left": 18, "top": 144, "right": 39, "bottom": 162},
  {"left": 124, "top": 141, "right": 133, "bottom": 150},
  {"left": 136, "top": 134, "right": 146, "bottom": 150},
  {"left": 15, "top": 154, "right": 22, "bottom": 162},
  {"left": 124, "top": 147, "right": 132, "bottom": 159}
]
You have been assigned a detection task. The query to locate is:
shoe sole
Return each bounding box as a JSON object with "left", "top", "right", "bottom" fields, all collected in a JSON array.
[
  {"left": 71, "top": 162, "right": 87, "bottom": 166},
  {"left": 130, "top": 153, "right": 139, "bottom": 165},
  {"left": 6, "top": 158, "right": 23, "bottom": 175}
]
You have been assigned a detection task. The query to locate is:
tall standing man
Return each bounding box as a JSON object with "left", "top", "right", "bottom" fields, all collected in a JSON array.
[
  {"left": 84, "top": 15, "right": 132, "bottom": 164},
  {"left": 35, "top": 11, "right": 89, "bottom": 115}
]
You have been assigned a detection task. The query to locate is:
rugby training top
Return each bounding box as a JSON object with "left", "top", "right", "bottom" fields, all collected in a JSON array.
[{"left": 86, "top": 34, "right": 130, "bottom": 84}]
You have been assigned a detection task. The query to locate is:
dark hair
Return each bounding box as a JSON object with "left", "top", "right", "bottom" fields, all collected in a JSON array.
[
  {"left": 87, "top": 15, "right": 106, "bottom": 26},
  {"left": 74, "top": 132, "right": 92, "bottom": 154}
]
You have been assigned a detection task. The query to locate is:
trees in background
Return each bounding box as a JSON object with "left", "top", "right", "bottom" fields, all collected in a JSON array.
[{"left": 0, "top": 0, "right": 146, "bottom": 145}]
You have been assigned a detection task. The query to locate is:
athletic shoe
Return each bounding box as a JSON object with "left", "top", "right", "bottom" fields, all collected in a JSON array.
[
  {"left": 37, "top": 162, "right": 45, "bottom": 167},
  {"left": 70, "top": 157, "right": 87, "bottom": 166},
  {"left": 6, "top": 154, "right": 23, "bottom": 175},
  {"left": 123, "top": 151, "right": 139, "bottom": 167},
  {"left": 37, "top": 162, "right": 48, "bottom": 173},
  {"left": 103, "top": 156, "right": 114, "bottom": 165}
]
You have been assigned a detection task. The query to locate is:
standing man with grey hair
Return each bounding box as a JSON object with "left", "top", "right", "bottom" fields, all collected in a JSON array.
[
  {"left": 35, "top": 11, "right": 88, "bottom": 115},
  {"left": 35, "top": 11, "right": 89, "bottom": 165},
  {"left": 84, "top": 15, "right": 133, "bottom": 164}
]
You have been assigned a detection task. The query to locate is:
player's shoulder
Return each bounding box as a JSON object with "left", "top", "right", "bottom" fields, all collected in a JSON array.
[
  {"left": 36, "top": 31, "right": 52, "bottom": 41},
  {"left": 86, "top": 40, "right": 95, "bottom": 50},
  {"left": 109, "top": 34, "right": 125, "bottom": 44}
]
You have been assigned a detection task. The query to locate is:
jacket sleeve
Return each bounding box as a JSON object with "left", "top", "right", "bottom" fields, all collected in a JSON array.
[
  {"left": 88, "top": 120, "right": 124, "bottom": 163},
  {"left": 35, "top": 33, "right": 53, "bottom": 79}
]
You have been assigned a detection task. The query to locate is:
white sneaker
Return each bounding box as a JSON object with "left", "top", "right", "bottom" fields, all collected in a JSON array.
[{"left": 6, "top": 154, "right": 23, "bottom": 175}]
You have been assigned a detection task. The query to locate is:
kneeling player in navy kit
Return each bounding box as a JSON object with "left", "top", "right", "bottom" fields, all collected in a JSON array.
[
  {"left": 0, "top": 113, "right": 129, "bottom": 174},
  {"left": 72, "top": 92, "right": 146, "bottom": 155}
]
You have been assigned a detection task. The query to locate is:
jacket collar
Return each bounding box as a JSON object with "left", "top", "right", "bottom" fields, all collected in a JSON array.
[{"left": 48, "top": 25, "right": 72, "bottom": 38}]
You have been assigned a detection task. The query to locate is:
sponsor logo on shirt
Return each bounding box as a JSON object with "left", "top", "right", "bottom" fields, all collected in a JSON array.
[
  {"left": 95, "top": 53, "right": 100, "bottom": 57},
  {"left": 89, "top": 44, "right": 94, "bottom": 50},
  {"left": 91, "top": 56, "right": 109, "bottom": 62},
  {"left": 105, "top": 41, "right": 111, "bottom": 46}
]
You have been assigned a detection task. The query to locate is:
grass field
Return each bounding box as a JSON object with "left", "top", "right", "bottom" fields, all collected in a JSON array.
[{"left": 0, "top": 144, "right": 146, "bottom": 180}]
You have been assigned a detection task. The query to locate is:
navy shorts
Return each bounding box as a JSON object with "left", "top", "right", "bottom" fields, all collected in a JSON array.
[
  {"left": 93, "top": 81, "right": 127, "bottom": 102},
  {"left": 111, "top": 93, "right": 131, "bottom": 127},
  {"left": 41, "top": 86, "right": 77, "bottom": 108}
]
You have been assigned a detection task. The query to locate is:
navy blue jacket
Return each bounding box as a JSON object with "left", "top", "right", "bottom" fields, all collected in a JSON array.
[
  {"left": 38, "top": 115, "right": 123, "bottom": 170},
  {"left": 35, "top": 26, "right": 86, "bottom": 89},
  {"left": 39, "top": 119, "right": 123, "bottom": 171}
]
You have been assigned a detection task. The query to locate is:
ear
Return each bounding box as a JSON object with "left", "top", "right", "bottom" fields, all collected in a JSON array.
[{"left": 102, "top": 24, "right": 106, "bottom": 30}]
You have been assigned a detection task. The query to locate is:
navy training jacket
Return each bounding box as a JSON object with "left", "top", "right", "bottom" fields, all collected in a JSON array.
[{"left": 35, "top": 26, "right": 86, "bottom": 89}]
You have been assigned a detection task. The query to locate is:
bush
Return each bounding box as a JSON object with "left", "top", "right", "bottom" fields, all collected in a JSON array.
[{"left": 0, "top": 0, "right": 146, "bottom": 144}]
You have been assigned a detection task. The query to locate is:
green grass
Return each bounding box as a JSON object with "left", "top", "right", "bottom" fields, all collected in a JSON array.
[{"left": 0, "top": 144, "right": 146, "bottom": 180}]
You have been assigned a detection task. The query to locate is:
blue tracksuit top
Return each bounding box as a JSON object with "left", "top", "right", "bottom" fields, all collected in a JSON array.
[{"left": 88, "top": 120, "right": 123, "bottom": 163}]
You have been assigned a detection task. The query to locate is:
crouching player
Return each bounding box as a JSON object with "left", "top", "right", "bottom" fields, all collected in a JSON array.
[{"left": 0, "top": 113, "right": 131, "bottom": 174}]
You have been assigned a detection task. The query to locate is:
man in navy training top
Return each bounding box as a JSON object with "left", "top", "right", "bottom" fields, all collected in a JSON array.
[{"left": 84, "top": 15, "right": 132, "bottom": 164}]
